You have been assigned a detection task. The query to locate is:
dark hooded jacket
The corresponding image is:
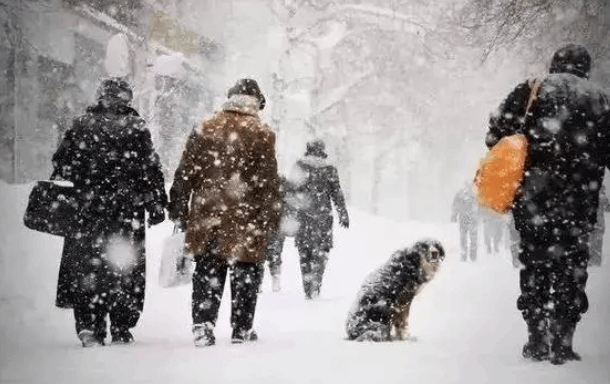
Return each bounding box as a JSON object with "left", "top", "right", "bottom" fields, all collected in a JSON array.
[
  {"left": 486, "top": 44, "right": 610, "bottom": 242},
  {"left": 52, "top": 81, "right": 167, "bottom": 308},
  {"left": 289, "top": 141, "right": 349, "bottom": 252}
]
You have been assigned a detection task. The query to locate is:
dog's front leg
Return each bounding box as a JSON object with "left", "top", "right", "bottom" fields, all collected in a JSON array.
[{"left": 392, "top": 300, "right": 413, "bottom": 340}]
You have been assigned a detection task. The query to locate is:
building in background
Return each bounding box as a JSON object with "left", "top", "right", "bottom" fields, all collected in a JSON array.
[{"left": 0, "top": 0, "right": 224, "bottom": 182}]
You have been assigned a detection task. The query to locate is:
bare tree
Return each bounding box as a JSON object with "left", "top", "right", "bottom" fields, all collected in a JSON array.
[{"left": 459, "top": 0, "right": 610, "bottom": 84}]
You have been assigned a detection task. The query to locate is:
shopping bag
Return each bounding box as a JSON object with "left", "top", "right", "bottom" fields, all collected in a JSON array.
[
  {"left": 474, "top": 134, "right": 528, "bottom": 214},
  {"left": 159, "top": 230, "right": 194, "bottom": 288},
  {"left": 23, "top": 180, "right": 84, "bottom": 237}
]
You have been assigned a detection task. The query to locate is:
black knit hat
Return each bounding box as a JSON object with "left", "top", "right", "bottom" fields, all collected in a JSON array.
[
  {"left": 305, "top": 139, "right": 327, "bottom": 158},
  {"left": 227, "top": 78, "right": 266, "bottom": 110},
  {"left": 97, "top": 77, "right": 133, "bottom": 104},
  {"left": 549, "top": 44, "right": 591, "bottom": 79}
]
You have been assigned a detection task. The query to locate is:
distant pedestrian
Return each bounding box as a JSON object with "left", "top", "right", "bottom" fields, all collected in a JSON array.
[
  {"left": 451, "top": 183, "right": 479, "bottom": 262},
  {"left": 260, "top": 176, "right": 298, "bottom": 292},
  {"left": 481, "top": 210, "right": 505, "bottom": 256},
  {"left": 289, "top": 139, "right": 349, "bottom": 300}
]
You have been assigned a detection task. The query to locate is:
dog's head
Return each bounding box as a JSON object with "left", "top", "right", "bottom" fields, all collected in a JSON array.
[{"left": 413, "top": 239, "right": 445, "bottom": 279}]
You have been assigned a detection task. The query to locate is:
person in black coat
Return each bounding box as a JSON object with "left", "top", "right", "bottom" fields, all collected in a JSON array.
[
  {"left": 485, "top": 44, "right": 610, "bottom": 364},
  {"left": 289, "top": 139, "right": 349, "bottom": 299},
  {"left": 52, "top": 78, "right": 167, "bottom": 347}
]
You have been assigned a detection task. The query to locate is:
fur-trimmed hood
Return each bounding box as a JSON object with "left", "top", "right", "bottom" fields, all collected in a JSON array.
[
  {"left": 297, "top": 155, "right": 334, "bottom": 169},
  {"left": 221, "top": 94, "right": 261, "bottom": 117}
]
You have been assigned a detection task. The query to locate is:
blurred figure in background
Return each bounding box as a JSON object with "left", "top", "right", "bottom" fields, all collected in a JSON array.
[
  {"left": 481, "top": 209, "right": 506, "bottom": 256},
  {"left": 289, "top": 139, "right": 349, "bottom": 300},
  {"left": 451, "top": 183, "right": 479, "bottom": 262},
  {"left": 260, "top": 175, "right": 299, "bottom": 292}
]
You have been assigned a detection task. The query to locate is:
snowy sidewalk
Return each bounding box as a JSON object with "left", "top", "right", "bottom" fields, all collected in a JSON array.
[{"left": 1, "top": 182, "right": 610, "bottom": 384}]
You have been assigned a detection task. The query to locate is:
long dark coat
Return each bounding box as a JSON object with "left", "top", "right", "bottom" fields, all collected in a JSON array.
[
  {"left": 486, "top": 63, "right": 610, "bottom": 246},
  {"left": 290, "top": 155, "right": 349, "bottom": 253},
  {"left": 168, "top": 100, "right": 281, "bottom": 263},
  {"left": 52, "top": 103, "right": 167, "bottom": 309}
]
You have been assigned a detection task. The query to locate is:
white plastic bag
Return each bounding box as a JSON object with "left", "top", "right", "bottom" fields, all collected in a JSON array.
[{"left": 159, "top": 231, "right": 194, "bottom": 288}]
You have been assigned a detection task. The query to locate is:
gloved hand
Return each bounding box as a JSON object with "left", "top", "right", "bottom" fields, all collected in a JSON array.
[
  {"left": 339, "top": 213, "right": 349, "bottom": 229},
  {"left": 148, "top": 203, "right": 166, "bottom": 227},
  {"left": 173, "top": 219, "right": 186, "bottom": 232},
  {"left": 176, "top": 256, "right": 190, "bottom": 275}
]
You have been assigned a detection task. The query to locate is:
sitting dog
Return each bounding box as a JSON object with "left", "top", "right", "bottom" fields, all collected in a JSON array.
[{"left": 345, "top": 239, "right": 445, "bottom": 342}]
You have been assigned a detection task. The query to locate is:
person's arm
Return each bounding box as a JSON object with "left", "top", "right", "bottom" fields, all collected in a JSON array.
[
  {"left": 51, "top": 119, "right": 84, "bottom": 183},
  {"left": 251, "top": 130, "right": 282, "bottom": 234},
  {"left": 328, "top": 166, "right": 349, "bottom": 228},
  {"left": 137, "top": 125, "right": 167, "bottom": 226},
  {"left": 486, "top": 81, "right": 531, "bottom": 149},
  {"left": 168, "top": 129, "right": 201, "bottom": 228}
]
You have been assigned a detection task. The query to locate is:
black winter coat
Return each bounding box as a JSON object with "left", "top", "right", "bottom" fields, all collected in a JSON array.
[
  {"left": 486, "top": 73, "right": 610, "bottom": 241},
  {"left": 52, "top": 103, "right": 167, "bottom": 308},
  {"left": 289, "top": 155, "right": 349, "bottom": 252}
]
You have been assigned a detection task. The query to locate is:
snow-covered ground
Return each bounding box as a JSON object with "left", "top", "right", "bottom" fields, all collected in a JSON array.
[{"left": 1, "top": 181, "right": 610, "bottom": 384}]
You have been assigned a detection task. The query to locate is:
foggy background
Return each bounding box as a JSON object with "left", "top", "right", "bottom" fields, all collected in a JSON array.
[{"left": 1, "top": 0, "right": 609, "bottom": 222}]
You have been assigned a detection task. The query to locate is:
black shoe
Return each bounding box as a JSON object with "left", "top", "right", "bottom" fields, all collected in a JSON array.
[
  {"left": 78, "top": 330, "right": 105, "bottom": 348},
  {"left": 111, "top": 330, "right": 135, "bottom": 345},
  {"left": 550, "top": 321, "right": 580, "bottom": 365},
  {"left": 522, "top": 321, "right": 549, "bottom": 361},
  {"left": 231, "top": 328, "right": 258, "bottom": 344},
  {"left": 193, "top": 324, "right": 215, "bottom": 347},
  {"left": 522, "top": 341, "right": 550, "bottom": 361}
]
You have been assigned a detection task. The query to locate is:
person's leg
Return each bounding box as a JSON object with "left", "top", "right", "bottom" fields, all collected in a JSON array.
[
  {"left": 310, "top": 249, "right": 329, "bottom": 298},
  {"left": 230, "top": 262, "right": 264, "bottom": 342},
  {"left": 108, "top": 263, "right": 145, "bottom": 343},
  {"left": 267, "top": 234, "right": 285, "bottom": 292},
  {"left": 483, "top": 223, "right": 493, "bottom": 254},
  {"left": 517, "top": 238, "right": 552, "bottom": 361},
  {"left": 469, "top": 225, "right": 478, "bottom": 261},
  {"left": 459, "top": 225, "right": 468, "bottom": 261},
  {"left": 191, "top": 253, "right": 228, "bottom": 346},
  {"left": 299, "top": 246, "right": 315, "bottom": 298},
  {"left": 72, "top": 238, "right": 110, "bottom": 346},
  {"left": 549, "top": 237, "right": 589, "bottom": 365}
]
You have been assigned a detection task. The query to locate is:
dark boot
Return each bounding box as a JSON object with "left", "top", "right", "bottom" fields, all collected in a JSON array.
[
  {"left": 522, "top": 321, "right": 549, "bottom": 361},
  {"left": 550, "top": 321, "right": 581, "bottom": 365}
]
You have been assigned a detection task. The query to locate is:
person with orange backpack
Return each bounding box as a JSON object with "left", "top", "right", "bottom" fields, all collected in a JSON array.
[{"left": 485, "top": 44, "right": 610, "bottom": 365}]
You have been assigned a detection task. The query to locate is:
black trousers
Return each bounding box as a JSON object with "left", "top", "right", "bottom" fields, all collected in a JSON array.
[
  {"left": 192, "top": 255, "right": 263, "bottom": 332},
  {"left": 517, "top": 233, "right": 589, "bottom": 327},
  {"left": 298, "top": 246, "right": 328, "bottom": 298},
  {"left": 265, "top": 232, "right": 285, "bottom": 277},
  {"left": 72, "top": 235, "right": 146, "bottom": 340}
]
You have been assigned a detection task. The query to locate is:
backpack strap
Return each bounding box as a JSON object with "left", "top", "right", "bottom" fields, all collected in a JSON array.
[{"left": 524, "top": 78, "right": 542, "bottom": 122}]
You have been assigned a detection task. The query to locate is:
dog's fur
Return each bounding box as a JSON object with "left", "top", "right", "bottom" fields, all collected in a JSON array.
[{"left": 345, "top": 239, "right": 445, "bottom": 342}]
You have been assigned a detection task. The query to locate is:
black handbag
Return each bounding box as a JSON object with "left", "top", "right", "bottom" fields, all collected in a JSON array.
[{"left": 23, "top": 180, "right": 85, "bottom": 237}]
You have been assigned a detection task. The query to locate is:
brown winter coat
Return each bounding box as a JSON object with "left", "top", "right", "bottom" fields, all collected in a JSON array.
[{"left": 169, "top": 96, "right": 281, "bottom": 263}]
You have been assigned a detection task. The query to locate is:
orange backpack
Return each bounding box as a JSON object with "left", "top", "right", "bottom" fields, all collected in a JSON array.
[{"left": 474, "top": 79, "right": 542, "bottom": 214}]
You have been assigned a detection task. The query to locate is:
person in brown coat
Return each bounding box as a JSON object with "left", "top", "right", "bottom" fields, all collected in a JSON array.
[{"left": 169, "top": 78, "right": 281, "bottom": 347}]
